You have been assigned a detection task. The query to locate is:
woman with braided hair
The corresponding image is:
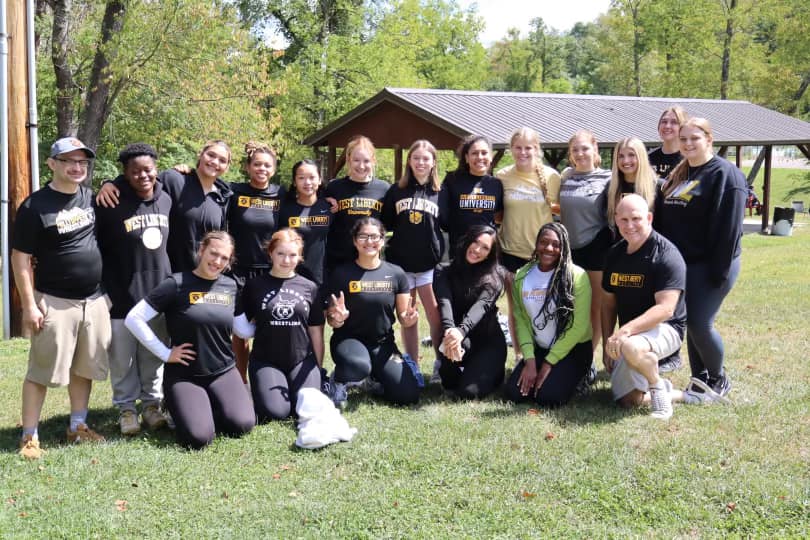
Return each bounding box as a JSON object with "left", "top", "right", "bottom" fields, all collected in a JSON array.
[
  {"left": 505, "top": 222, "right": 593, "bottom": 406},
  {"left": 496, "top": 127, "right": 562, "bottom": 360}
]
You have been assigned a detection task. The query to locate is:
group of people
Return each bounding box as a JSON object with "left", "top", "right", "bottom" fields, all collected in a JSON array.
[{"left": 12, "top": 104, "right": 746, "bottom": 458}]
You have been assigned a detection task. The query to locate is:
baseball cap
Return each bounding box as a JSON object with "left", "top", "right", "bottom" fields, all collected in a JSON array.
[{"left": 50, "top": 137, "right": 96, "bottom": 159}]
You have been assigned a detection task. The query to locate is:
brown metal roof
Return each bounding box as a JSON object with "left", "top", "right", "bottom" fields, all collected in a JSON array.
[{"left": 303, "top": 87, "right": 810, "bottom": 149}]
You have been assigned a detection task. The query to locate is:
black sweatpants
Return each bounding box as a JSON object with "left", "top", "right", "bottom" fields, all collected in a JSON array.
[
  {"left": 249, "top": 355, "right": 322, "bottom": 422},
  {"left": 330, "top": 336, "right": 420, "bottom": 405},
  {"left": 164, "top": 366, "right": 255, "bottom": 450},
  {"left": 505, "top": 340, "right": 592, "bottom": 407},
  {"left": 439, "top": 330, "right": 506, "bottom": 399}
]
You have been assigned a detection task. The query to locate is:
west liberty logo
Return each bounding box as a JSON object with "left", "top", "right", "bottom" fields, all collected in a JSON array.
[{"left": 609, "top": 273, "right": 645, "bottom": 288}]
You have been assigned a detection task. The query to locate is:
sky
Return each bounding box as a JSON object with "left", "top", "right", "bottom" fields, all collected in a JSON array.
[{"left": 458, "top": 0, "right": 612, "bottom": 44}]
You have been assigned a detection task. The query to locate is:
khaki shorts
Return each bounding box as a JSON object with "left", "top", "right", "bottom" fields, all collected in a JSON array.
[{"left": 27, "top": 292, "right": 112, "bottom": 387}]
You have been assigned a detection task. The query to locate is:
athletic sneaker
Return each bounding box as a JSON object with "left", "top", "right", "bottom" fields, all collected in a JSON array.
[
  {"left": 66, "top": 423, "right": 105, "bottom": 444},
  {"left": 421, "top": 336, "right": 433, "bottom": 348},
  {"left": 358, "top": 376, "right": 385, "bottom": 396},
  {"left": 19, "top": 434, "right": 44, "bottom": 460},
  {"left": 649, "top": 381, "right": 673, "bottom": 420},
  {"left": 328, "top": 376, "right": 348, "bottom": 410},
  {"left": 684, "top": 377, "right": 731, "bottom": 405},
  {"left": 141, "top": 404, "right": 168, "bottom": 430},
  {"left": 430, "top": 359, "right": 442, "bottom": 384},
  {"left": 119, "top": 409, "right": 141, "bottom": 436},
  {"left": 658, "top": 354, "right": 682, "bottom": 373},
  {"left": 709, "top": 373, "right": 732, "bottom": 398}
]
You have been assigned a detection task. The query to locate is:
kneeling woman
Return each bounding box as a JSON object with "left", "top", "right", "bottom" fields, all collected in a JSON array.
[
  {"left": 233, "top": 229, "right": 324, "bottom": 421},
  {"left": 432, "top": 225, "right": 507, "bottom": 399},
  {"left": 506, "top": 223, "right": 593, "bottom": 406},
  {"left": 325, "top": 218, "right": 420, "bottom": 407},
  {"left": 126, "top": 231, "right": 255, "bottom": 449}
]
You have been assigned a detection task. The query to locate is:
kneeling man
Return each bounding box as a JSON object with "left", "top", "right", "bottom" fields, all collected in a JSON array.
[{"left": 602, "top": 194, "right": 686, "bottom": 420}]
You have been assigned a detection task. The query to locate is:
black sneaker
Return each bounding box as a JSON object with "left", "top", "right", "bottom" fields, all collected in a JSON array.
[
  {"left": 709, "top": 373, "right": 732, "bottom": 398},
  {"left": 658, "top": 354, "right": 682, "bottom": 373}
]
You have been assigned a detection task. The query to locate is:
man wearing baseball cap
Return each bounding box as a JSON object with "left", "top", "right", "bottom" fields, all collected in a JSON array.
[{"left": 12, "top": 137, "right": 111, "bottom": 459}]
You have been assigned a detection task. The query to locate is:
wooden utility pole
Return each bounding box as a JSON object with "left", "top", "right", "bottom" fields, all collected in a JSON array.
[{"left": 7, "top": 0, "right": 33, "bottom": 337}]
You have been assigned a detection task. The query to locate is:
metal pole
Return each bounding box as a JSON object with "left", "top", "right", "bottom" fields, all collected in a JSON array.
[
  {"left": 26, "top": 0, "right": 38, "bottom": 193},
  {"left": 1, "top": 0, "right": 11, "bottom": 339}
]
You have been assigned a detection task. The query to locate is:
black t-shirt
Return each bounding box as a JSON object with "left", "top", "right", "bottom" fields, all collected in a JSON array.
[
  {"left": 237, "top": 273, "right": 323, "bottom": 372},
  {"left": 13, "top": 183, "right": 102, "bottom": 299},
  {"left": 438, "top": 170, "right": 504, "bottom": 253},
  {"left": 648, "top": 147, "right": 682, "bottom": 180},
  {"left": 323, "top": 177, "right": 390, "bottom": 270},
  {"left": 326, "top": 261, "right": 409, "bottom": 345},
  {"left": 160, "top": 169, "right": 232, "bottom": 273},
  {"left": 602, "top": 231, "right": 686, "bottom": 338},
  {"left": 279, "top": 198, "right": 332, "bottom": 285},
  {"left": 228, "top": 182, "right": 285, "bottom": 269},
  {"left": 95, "top": 176, "right": 173, "bottom": 318},
  {"left": 145, "top": 272, "right": 237, "bottom": 377}
]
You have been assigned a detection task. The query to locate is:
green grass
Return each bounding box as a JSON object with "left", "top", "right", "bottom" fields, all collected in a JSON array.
[
  {"left": 1, "top": 231, "right": 809, "bottom": 538},
  {"left": 745, "top": 166, "right": 810, "bottom": 208}
]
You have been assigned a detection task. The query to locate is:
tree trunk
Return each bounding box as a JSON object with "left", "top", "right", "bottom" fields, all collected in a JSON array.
[
  {"left": 51, "top": 0, "right": 76, "bottom": 136},
  {"left": 77, "top": 0, "right": 126, "bottom": 181},
  {"left": 789, "top": 72, "right": 810, "bottom": 114},
  {"left": 720, "top": 0, "right": 737, "bottom": 100}
]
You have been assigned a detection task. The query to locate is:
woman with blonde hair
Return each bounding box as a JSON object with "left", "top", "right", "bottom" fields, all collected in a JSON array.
[
  {"left": 496, "top": 127, "right": 561, "bottom": 360},
  {"left": 382, "top": 140, "right": 444, "bottom": 371},
  {"left": 655, "top": 117, "right": 746, "bottom": 400},
  {"left": 324, "top": 136, "right": 390, "bottom": 274},
  {"left": 649, "top": 106, "right": 688, "bottom": 179},
  {"left": 558, "top": 130, "right": 611, "bottom": 358},
  {"left": 606, "top": 137, "right": 658, "bottom": 229}
]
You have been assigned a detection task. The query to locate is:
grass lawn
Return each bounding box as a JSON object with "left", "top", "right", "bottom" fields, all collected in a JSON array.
[{"left": 1, "top": 207, "right": 809, "bottom": 537}]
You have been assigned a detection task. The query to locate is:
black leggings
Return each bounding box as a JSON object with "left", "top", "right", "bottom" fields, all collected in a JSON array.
[
  {"left": 439, "top": 331, "right": 506, "bottom": 399},
  {"left": 249, "top": 356, "right": 322, "bottom": 422},
  {"left": 505, "top": 340, "right": 592, "bottom": 406},
  {"left": 164, "top": 367, "right": 255, "bottom": 450},
  {"left": 330, "top": 337, "right": 420, "bottom": 405}
]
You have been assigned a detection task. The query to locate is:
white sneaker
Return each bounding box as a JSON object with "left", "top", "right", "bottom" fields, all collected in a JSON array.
[
  {"left": 684, "top": 377, "right": 731, "bottom": 405},
  {"left": 649, "top": 381, "right": 673, "bottom": 420}
]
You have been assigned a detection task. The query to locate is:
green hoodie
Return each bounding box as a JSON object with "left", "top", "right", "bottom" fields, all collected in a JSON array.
[{"left": 511, "top": 261, "right": 592, "bottom": 364}]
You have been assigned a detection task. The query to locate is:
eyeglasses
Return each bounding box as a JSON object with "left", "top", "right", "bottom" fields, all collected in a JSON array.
[
  {"left": 356, "top": 234, "right": 383, "bottom": 242},
  {"left": 54, "top": 158, "right": 92, "bottom": 168}
]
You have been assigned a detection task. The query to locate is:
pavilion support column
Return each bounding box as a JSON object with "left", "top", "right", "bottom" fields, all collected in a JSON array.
[
  {"left": 761, "top": 145, "right": 772, "bottom": 233},
  {"left": 327, "top": 146, "right": 337, "bottom": 179},
  {"left": 393, "top": 145, "right": 402, "bottom": 182},
  {"left": 796, "top": 144, "right": 810, "bottom": 161},
  {"left": 491, "top": 149, "right": 505, "bottom": 172},
  {"left": 735, "top": 145, "right": 741, "bottom": 168}
]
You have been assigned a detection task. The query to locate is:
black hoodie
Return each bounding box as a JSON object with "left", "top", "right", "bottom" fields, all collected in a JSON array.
[{"left": 382, "top": 179, "right": 444, "bottom": 273}]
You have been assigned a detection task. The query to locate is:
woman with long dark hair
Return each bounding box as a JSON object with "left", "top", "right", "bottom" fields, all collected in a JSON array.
[
  {"left": 432, "top": 225, "right": 507, "bottom": 399},
  {"left": 438, "top": 135, "right": 503, "bottom": 254},
  {"left": 506, "top": 223, "right": 592, "bottom": 406}
]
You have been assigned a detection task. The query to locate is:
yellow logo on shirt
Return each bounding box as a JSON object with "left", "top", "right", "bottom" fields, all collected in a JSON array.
[
  {"left": 609, "top": 273, "right": 645, "bottom": 288},
  {"left": 189, "top": 291, "right": 233, "bottom": 305},
  {"left": 349, "top": 281, "right": 362, "bottom": 293},
  {"left": 238, "top": 196, "right": 280, "bottom": 210},
  {"left": 288, "top": 216, "right": 301, "bottom": 227}
]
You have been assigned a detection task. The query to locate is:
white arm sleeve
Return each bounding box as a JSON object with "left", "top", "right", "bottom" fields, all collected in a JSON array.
[
  {"left": 233, "top": 313, "right": 256, "bottom": 339},
  {"left": 125, "top": 300, "right": 172, "bottom": 363}
]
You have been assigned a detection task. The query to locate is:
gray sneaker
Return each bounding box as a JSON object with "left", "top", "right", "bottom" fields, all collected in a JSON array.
[
  {"left": 658, "top": 354, "right": 682, "bottom": 373},
  {"left": 649, "top": 380, "right": 673, "bottom": 420},
  {"left": 683, "top": 377, "right": 731, "bottom": 405},
  {"left": 119, "top": 410, "right": 141, "bottom": 436}
]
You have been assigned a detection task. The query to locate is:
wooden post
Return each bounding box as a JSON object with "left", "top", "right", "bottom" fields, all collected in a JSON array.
[
  {"left": 735, "top": 145, "right": 741, "bottom": 168},
  {"left": 8, "top": 0, "right": 33, "bottom": 337},
  {"left": 491, "top": 149, "right": 505, "bottom": 172},
  {"left": 761, "top": 145, "right": 772, "bottom": 233},
  {"left": 327, "top": 146, "right": 336, "bottom": 180},
  {"left": 393, "top": 145, "right": 402, "bottom": 182}
]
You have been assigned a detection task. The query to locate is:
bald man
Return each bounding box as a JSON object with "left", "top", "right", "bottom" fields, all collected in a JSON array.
[{"left": 601, "top": 194, "right": 686, "bottom": 419}]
